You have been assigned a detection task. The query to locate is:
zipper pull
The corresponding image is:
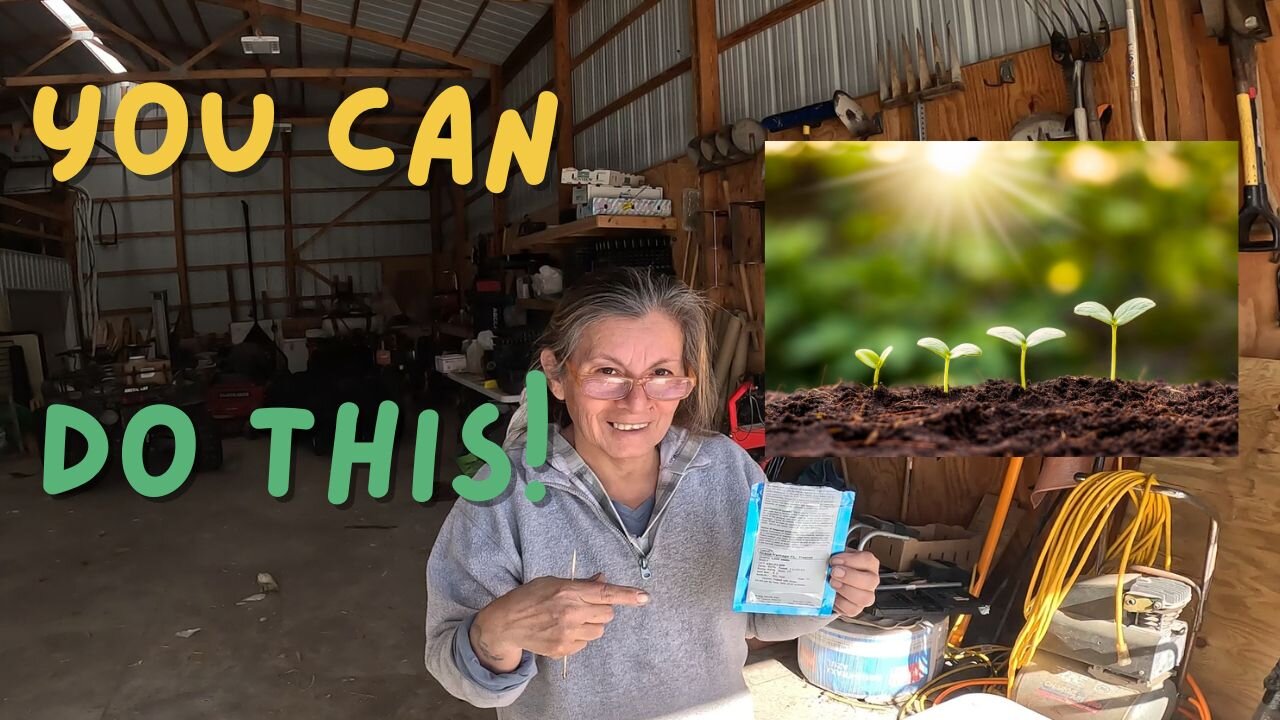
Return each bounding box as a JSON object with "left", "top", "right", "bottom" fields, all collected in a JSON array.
[{"left": 638, "top": 555, "right": 652, "bottom": 580}]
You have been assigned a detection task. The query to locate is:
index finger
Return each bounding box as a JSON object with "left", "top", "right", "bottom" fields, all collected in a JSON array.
[
  {"left": 830, "top": 551, "right": 880, "bottom": 573},
  {"left": 574, "top": 580, "right": 651, "bottom": 607}
]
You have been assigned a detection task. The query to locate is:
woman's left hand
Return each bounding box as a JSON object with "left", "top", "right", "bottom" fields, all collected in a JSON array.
[{"left": 828, "top": 551, "right": 881, "bottom": 619}]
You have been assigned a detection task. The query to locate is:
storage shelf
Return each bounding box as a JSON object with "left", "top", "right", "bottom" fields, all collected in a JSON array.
[
  {"left": 511, "top": 215, "right": 676, "bottom": 250},
  {"left": 517, "top": 297, "right": 559, "bottom": 312},
  {"left": 438, "top": 323, "right": 473, "bottom": 339}
]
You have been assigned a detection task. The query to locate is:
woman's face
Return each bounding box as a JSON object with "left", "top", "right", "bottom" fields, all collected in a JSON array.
[{"left": 543, "top": 312, "right": 688, "bottom": 461}]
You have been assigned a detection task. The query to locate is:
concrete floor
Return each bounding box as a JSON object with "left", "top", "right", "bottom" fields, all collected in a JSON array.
[{"left": 0, "top": 437, "right": 888, "bottom": 720}]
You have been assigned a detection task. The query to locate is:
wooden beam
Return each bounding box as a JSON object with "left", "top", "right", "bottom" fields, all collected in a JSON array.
[
  {"left": 172, "top": 160, "right": 192, "bottom": 332},
  {"left": 691, "top": 0, "right": 721, "bottom": 135},
  {"left": 574, "top": 58, "right": 690, "bottom": 134},
  {"left": 552, "top": 0, "right": 574, "bottom": 211},
  {"left": 179, "top": 16, "right": 254, "bottom": 71},
  {"left": 111, "top": 216, "right": 428, "bottom": 242},
  {"left": 196, "top": 0, "right": 488, "bottom": 73},
  {"left": 490, "top": 64, "right": 506, "bottom": 249},
  {"left": 0, "top": 196, "right": 65, "bottom": 222},
  {"left": 64, "top": 0, "right": 175, "bottom": 68},
  {"left": 295, "top": 0, "right": 304, "bottom": 108},
  {"left": 297, "top": 259, "right": 334, "bottom": 288},
  {"left": 448, "top": 179, "right": 470, "bottom": 287},
  {"left": 282, "top": 132, "right": 297, "bottom": 314},
  {"left": 0, "top": 222, "right": 60, "bottom": 242},
  {"left": 382, "top": 0, "right": 428, "bottom": 92},
  {"left": 414, "top": 0, "right": 489, "bottom": 139},
  {"left": 430, "top": 181, "right": 444, "bottom": 253},
  {"left": 97, "top": 251, "right": 432, "bottom": 278},
  {"left": 717, "top": 0, "right": 824, "bottom": 53},
  {"left": 294, "top": 170, "right": 407, "bottom": 252},
  {"left": 572, "top": 0, "right": 659, "bottom": 69},
  {"left": 4, "top": 66, "right": 472, "bottom": 87},
  {"left": 182, "top": 0, "right": 234, "bottom": 96},
  {"left": 17, "top": 37, "right": 76, "bottom": 78},
  {"left": 692, "top": 0, "right": 722, "bottom": 305},
  {"left": 342, "top": 0, "right": 362, "bottom": 81}
]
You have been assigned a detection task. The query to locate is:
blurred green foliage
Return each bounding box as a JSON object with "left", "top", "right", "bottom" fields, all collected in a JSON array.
[{"left": 765, "top": 142, "right": 1237, "bottom": 392}]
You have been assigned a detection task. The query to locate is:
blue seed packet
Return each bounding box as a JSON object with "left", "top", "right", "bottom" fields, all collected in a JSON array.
[{"left": 733, "top": 482, "right": 856, "bottom": 616}]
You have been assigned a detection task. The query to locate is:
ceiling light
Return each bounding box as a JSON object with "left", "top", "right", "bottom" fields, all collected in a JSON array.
[{"left": 242, "top": 34, "right": 281, "bottom": 54}]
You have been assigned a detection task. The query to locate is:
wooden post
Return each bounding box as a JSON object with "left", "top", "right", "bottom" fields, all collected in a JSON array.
[
  {"left": 282, "top": 132, "right": 297, "bottom": 314},
  {"left": 490, "top": 64, "right": 508, "bottom": 253},
  {"left": 171, "top": 160, "right": 192, "bottom": 334},
  {"left": 429, "top": 178, "right": 444, "bottom": 337},
  {"left": 552, "top": 0, "right": 575, "bottom": 214},
  {"left": 62, "top": 191, "right": 85, "bottom": 348},
  {"left": 690, "top": 0, "right": 723, "bottom": 303},
  {"left": 449, "top": 180, "right": 471, "bottom": 289}
]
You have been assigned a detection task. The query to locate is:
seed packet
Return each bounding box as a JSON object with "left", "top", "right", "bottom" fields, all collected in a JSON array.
[{"left": 733, "top": 482, "right": 856, "bottom": 616}]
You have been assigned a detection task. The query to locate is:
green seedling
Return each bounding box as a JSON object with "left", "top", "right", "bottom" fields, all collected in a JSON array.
[
  {"left": 1073, "top": 298, "right": 1156, "bottom": 381},
  {"left": 985, "top": 327, "right": 1066, "bottom": 389},
  {"left": 855, "top": 346, "right": 893, "bottom": 389},
  {"left": 916, "top": 338, "right": 982, "bottom": 393}
]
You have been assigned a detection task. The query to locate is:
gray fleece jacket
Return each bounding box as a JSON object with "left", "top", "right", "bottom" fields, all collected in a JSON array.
[{"left": 424, "top": 425, "right": 836, "bottom": 719}]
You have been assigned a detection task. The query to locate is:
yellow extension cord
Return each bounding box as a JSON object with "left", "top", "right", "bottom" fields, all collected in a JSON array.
[{"left": 1006, "top": 469, "right": 1172, "bottom": 695}]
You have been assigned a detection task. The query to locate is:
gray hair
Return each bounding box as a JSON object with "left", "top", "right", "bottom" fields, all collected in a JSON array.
[{"left": 532, "top": 267, "right": 718, "bottom": 435}]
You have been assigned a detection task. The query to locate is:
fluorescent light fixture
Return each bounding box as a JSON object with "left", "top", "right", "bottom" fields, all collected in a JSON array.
[{"left": 41, "top": 0, "right": 126, "bottom": 74}]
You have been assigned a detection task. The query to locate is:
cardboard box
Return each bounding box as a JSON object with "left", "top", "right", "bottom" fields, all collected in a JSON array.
[
  {"left": 589, "top": 169, "right": 626, "bottom": 186},
  {"left": 281, "top": 316, "right": 322, "bottom": 340},
  {"left": 576, "top": 197, "right": 672, "bottom": 218},
  {"left": 123, "top": 358, "right": 171, "bottom": 387},
  {"left": 865, "top": 523, "right": 981, "bottom": 572},
  {"left": 571, "top": 185, "right": 663, "bottom": 204},
  {"left": 560, "top": 167, "right": 592, "bottom": 185},
  {"left": 434, "top": 354, "right": 467, "bottom": 373}
]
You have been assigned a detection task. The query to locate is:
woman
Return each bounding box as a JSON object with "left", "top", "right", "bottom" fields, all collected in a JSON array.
[{"left": 425, "top": 268, "right": 879, "bottom": 719}]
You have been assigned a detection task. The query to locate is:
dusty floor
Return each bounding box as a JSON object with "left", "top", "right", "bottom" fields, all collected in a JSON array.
[{"left": 0, "top": 436, "right": 887, "bottom": 719}]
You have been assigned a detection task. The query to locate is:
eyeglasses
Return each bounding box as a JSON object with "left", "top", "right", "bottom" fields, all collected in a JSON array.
[{"left": 569, "top": 368, "right": 696, "bottom": 401}]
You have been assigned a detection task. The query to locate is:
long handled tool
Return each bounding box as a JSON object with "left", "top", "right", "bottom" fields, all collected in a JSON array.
[
  {"left": 1216, "top": 0, "right": 1280, "bottom": 253},
  {"left": 1025, "top": 0, "right": 1112, "bottom": 140},
  {"left": 947, "top": 456, "right": 1024, "bottom": 646},
  {"left": 876, "top": 19, "right": 963, "bottom": 140}
]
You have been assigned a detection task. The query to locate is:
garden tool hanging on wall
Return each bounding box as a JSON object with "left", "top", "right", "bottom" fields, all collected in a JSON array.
[
  {"left": 1205, "top": 0, "right": 1280, "bottom": 254},
  {"left": 875, "top": 20, "right": 964, "bottom": 140},
  {"left": 1024, "top": 0, "right": 1113, "bottom": 141}
]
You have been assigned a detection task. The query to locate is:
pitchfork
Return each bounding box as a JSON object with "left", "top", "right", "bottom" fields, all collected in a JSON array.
[{"left": 1024, "top": 0, "right": 1112, "bottom": 140}]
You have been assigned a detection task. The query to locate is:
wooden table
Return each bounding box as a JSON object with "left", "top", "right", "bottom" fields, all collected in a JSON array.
[{"left": 443, "top": 372, "right": 522, "bottom": 405}]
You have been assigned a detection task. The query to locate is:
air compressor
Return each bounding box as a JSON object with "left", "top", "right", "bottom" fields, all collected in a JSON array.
[{"left": 1010, "top": 472, "right": 1218, "bottom": 720}]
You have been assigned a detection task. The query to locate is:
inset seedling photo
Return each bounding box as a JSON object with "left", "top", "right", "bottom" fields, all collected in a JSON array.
[{"left": 765, "top": 142, "right": 1238, "bottom": 456}]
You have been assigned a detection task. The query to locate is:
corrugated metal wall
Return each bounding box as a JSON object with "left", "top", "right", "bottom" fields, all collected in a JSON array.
[
  {"left": 565, "top": 0, "right": 1126, "bottom": 171},
  {"left": 30, "top": 86, "right": 435, "bottom": 335},
  {"left": 717, "top": 0, "right": 1128, "bottom": 124},
  {"left": 571, "top": 0, "right": 694, "bottom": 172},
  {"left": 500, "top": 43, "right": 558, "bottom": 221}
]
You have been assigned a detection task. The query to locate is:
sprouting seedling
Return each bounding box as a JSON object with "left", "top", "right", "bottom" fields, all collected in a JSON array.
[
  {"left": 916, "top": 338, "right": 982, "bottom": 393},
  {"left": 854, "top": 346, "right": 893, "bottom": 389},
  {"left": 986, "top": 327, "right": 1066, "bottom": 389},
  {"left": 1073, "top": 298, "right": 1156, "bottom": 381}
]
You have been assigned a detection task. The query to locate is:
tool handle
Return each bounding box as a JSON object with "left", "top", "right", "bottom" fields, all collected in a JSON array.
[
  {"left": 1239, "top": 186, "right": 1280, "bottom": 251},
  {"left": 1073, "top": 107, "right": 1089, "bottom": 141},
  {"left": 1240, "top": 92, "right": 1263, "bottom": 188}
]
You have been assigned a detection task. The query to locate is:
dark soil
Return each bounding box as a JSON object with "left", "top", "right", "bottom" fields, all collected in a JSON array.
[{"left": 765, "top": 376, "right": 1238, "bottom": 456}]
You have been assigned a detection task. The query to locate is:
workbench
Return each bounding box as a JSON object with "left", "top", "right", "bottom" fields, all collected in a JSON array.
[{"left": 442, "top": 372, "right": 522, "bottom": 405}]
